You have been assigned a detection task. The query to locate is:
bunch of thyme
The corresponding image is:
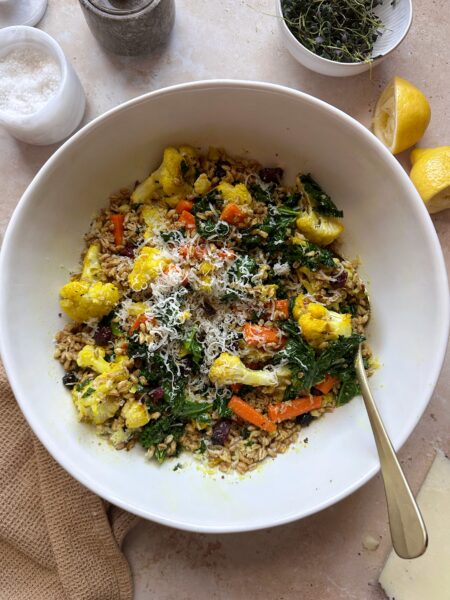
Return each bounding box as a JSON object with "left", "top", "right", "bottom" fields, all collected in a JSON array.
[{"left": 281, "top": 0, "right": 385, "bottom": 63}]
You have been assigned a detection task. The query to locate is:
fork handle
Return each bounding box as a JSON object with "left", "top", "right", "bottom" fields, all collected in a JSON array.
[{"left": 355, "top": 348, "right": 427, "bottom": 559}]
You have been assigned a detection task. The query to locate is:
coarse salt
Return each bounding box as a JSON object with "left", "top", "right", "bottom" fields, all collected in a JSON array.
[{"left": 0, "top": 45, "right": 60, "bottom": 116}]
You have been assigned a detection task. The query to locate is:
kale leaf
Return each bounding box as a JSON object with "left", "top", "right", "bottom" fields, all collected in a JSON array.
[
  {"left": 196, "top": 217, "right": 230, "bottom": 239},
  {"left": 282, "top": 240, "right": 337, "bottom": 271},
  {"left": 182, "top": 327, "right": 203, "bottom": 371},
  {"left": 228, "top": 255, "right": 259, "bottom": 284},
  {"left": 336, "top": 370, "right": 361, "bottom": 406},
  {"left": 213, "top": 390, "right": 232, "bottom": 418},
  {"left": 300, "top": 174, "right": 343, "bottom": 218},
  {"left": 249, "top": 183, "right": 275, "bottom": 204}
]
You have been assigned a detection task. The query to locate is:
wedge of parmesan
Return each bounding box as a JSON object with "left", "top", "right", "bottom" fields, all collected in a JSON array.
[{"left": 379, "top": 451, "right": 450, "bottom": 600}]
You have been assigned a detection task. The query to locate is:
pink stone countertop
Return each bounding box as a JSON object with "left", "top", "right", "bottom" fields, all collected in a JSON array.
[{"left": 1, "top": 1, "right": 449, "bottom": 598}]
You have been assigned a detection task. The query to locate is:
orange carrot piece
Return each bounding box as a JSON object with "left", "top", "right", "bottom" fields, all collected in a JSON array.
[
  {"left": 111, "top": 214, "right": 125, "bottom": 246},
  {"left": 129, "top": 314, "right": 148, "bottom": 334},
  {"left": 314, "top": 374, "right": 339, "bottom": 394},
  {"left": 275, "top": 299, "right": 289, "bottom": 319},
  {"left": 220, "top": 203, "right": 245, "bottom": 226},
  {"left": 175, "top": 199, "right": 194, "bottom": 214},
  {"left": 179, "top": 210, "right": 196, "bottom": 230},
  {"left": 242, "top": 323, "right": 286, "bottom": 349},
  {"left": 228, "top": 396, "right": 277, "bottom": 433},
  {"left": 268, "top": 396, "right": 323, "bottom": 423}
]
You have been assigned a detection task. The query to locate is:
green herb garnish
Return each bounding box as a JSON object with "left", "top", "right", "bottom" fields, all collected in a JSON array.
[{"left": 281, "top": 0, "right": 384, "bottom": 63}]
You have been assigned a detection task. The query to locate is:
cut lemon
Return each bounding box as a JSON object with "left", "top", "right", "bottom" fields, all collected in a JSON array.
[
  {"left": 373, "top": 77, "right": 431, "bottom": 155},
  {"left": 410, "top": 146, "right": 450, "bottom": 213}
]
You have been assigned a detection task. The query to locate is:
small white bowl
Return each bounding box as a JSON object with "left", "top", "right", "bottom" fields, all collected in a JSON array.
[
  {"left": 0, "top": 26, "right": 85, "bottom": 145},
  {"left": 276, "top": 0, "right": 412, "bottom": 77}
]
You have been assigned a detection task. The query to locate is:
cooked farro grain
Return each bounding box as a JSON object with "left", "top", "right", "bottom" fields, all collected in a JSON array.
[{"left": 55, "top": 145, "right": 372, "bottom": 472}]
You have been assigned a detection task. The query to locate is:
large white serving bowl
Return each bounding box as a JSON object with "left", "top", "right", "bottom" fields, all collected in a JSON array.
[{"left": 0, "top": 81, "right": 448, "bottom": 533}]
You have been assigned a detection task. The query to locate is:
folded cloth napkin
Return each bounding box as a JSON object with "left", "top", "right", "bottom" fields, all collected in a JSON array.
[{"left": 0, "top": 362, "right": 139, "bottom": 600}]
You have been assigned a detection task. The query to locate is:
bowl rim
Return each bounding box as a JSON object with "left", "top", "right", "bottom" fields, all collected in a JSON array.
[
  {"left": 0, "top": 79, "right": 448, "bottom": 532},
  {"left": 275, "top": 0, "right": 413, "bottom": 69}
]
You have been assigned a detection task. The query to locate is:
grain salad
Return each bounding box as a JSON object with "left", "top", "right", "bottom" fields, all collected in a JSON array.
[{"left": 54, "top": 146, "right": 371, "bottom": 474}]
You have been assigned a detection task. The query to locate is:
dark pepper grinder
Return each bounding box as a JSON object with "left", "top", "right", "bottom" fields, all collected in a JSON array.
[{"left": 78, "top": 0, "right": 175, "bottom": 56}]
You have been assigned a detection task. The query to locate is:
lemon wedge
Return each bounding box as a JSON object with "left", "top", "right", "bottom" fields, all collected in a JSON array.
[
  {"left": 410, "top": 146, "right": 450, "bottom": 213},
  {"left": 373, "top": 77, "right": 431, "bottom": 155}
]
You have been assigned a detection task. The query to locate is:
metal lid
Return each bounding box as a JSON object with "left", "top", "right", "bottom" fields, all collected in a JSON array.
[{"left": 88, "top": 0, "right": 154, "bottom": 14}]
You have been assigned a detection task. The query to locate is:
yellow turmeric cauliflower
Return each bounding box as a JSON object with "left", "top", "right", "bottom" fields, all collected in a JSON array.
[
  {"left": 216, "top": 182, "right": 253, "bottom": 205},
  {"left": 131, "top": 146, "right": 197, "bottom": 205},
  {"left": 60, "top": 244, "right": 120, "bottom": 322},
  {"left": 293, "top": 295, "right": 352, "bottom": 347},
  {"left": 72, "top": 346, "right": 129, "bottom": 424},
  {"left": 121, "top": 399, "right": 150, "bottom": 429},
  {"left": 209, "top": 352, "right": 280, "bottom": 387},
  {"left": 128, "top": 247, "right": 172, "bottom": 291}
]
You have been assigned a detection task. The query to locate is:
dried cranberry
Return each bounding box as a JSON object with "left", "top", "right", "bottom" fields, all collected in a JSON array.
[
  {"left": 62, "top": 371, "right": 78, "bottom": 387},
  {"left": 259, "top": 167, "right": 284, "bottom": 184},
  {"left": 120, "top": 244, "right": 135, "bottom": 259},
  {"left": 148, "top": 387, "right": 164, "bottom": 403},
  {"left": 215, "top": 162, "right": 229, "bottom": 179},
  {"left": 330, "top": 270, "right": 348, "bottom": 288},
  {"left": 296, "top": 412, "right": 315, "bottom": 427},
  {"left": 211, "top": 420, "right": 232, "bottom": 445},
  {"left": 94, "top": 325, "right": 112, "bottom": 345}
]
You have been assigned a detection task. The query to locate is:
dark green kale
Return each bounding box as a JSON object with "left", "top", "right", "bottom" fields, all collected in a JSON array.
[
  {"left": 191, "top": 189, "right": 222, "bottom": 216},
  {"left": 336, "top": 370, "right": 361, "bottom": 406},
  {"left": 139, "top": 416, "right": 184, "bottom": 449},
  {"left": 180, "top": 159, "right": 189, "bottom": 176},
  {"left": 228, "top": 255, "right": 259, "bottom": 284},
  {"left": 300, "top": 174, "right": 343, "bottom": 217},
  {"left": 249, "top": 183, "right": 275, "bottom": 204},
  {"left": 127, "top": 336, "right": 148, "bottom": 359},
  {"left": 276, "top": 319, "right": 317, "bottom": 394},
  {"left": 196, "top": 218, "right": 230, "bottom": 239},
  {"left": 282, "top": 240, "right": 336, "bottom": 271},
  {"left": 282, "top": 191, "right": 302, "bottom": 208},
  {"left": 275, "top": 320, "right": 363, "bottom": 401},
  {"left": 182, "top": 327, "right": 203, "bottom": 371},
  {"left": 213, "top": 390, "right": 232, "bottom": 418}
]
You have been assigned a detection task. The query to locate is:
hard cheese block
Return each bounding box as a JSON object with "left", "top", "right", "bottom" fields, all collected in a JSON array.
[{"left": 379, "top": 451, "right": 450, "bottom": 600}]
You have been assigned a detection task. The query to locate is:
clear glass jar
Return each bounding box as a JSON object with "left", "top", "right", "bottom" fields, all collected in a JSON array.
[{"left": 78, "top": 0, "right": 175, "bottom": 56}]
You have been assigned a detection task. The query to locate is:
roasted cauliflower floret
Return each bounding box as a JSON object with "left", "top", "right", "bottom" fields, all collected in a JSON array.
[
  {"left": 72, "top": 346, "right": 130, "bottom": 425},
  {"left": 296, "top": 210, "right": 343, "bottom": 246},
  {"left": 194, "top": 173, "right": 211, "bottom": 195},
  {"left": 60, "top": 244, "right": 120, "bottom": 323},
  {"left": 141, "top": 202, "right": 168, "bottom": 239},
  {"left": 131, "top": 146, "right": 197, "bottom": 205},
  {"left": 128, "top": 247, "right": 172, "bottom": 291},
  {"left": 294, "top": 295, "right": 351, "bottom": 347},
  {"left": 209, "top": 352, "right": 279, "bottom": 387},
  {"left": 216, "top": 182, "right": 252, "bottom": 206},
  {"left": 121, "top": 399, "right": 150, "bottom": 429}
]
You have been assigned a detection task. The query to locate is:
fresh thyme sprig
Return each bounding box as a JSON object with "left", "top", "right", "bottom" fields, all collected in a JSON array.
[{"left": 281, "top": 0, "right": 385, "bottom": 63}]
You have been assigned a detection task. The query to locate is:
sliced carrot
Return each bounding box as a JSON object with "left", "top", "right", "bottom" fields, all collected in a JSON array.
[
  {"left": 220, "top": 203, "right": 245, "bottom": 226},
  {"left": 178, "top": 210, "right": 196, "bottom": 230},
  {"left": 179, "top": 244, "right": 207, "bottom": 259},
  {"left": 267, "top": 300, "right": 289, "bottom": 319},
  {"left": 230, "top": 383, "right": 242, "bottom": 393},
  {"left": 228, "top": 396, "right": 276, "bottom": 433},
  {"left": 242, "top": 323, "right": 287, "bottom": 349},
  {"left": 111, "top": 214, "right": 125, "bottom": 246},
  {"left": 268, "top": 396, "right": 323, "bottom": 423},
  {"left": 129, "top": 314, "right": 148, "bottom": 334},
  {"left": 175, "top": 199, "right": 194, "bottom": 215},
  {"left": 314, "top": 374, "right": 339, "bottom": 394}
]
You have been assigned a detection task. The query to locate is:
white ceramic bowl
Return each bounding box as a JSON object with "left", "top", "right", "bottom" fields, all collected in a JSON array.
[
  {"left": 0, "top": 81, "right": 448, "bottom": 532},
  {"left": 276, "top": 0, "right": 413, "bottom": 77}
]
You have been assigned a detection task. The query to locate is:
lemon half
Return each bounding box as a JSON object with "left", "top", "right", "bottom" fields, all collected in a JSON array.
[
  {"left": 410, "top": 146, "right": 450, "bottom": 213},
  {"left": 373, "top": 77, "right": 431, "bottom": 155}
]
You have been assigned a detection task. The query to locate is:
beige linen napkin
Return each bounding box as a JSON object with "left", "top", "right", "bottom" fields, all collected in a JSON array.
[{"left": 0, "top": 362, "right": 139, "bottom": 600}]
